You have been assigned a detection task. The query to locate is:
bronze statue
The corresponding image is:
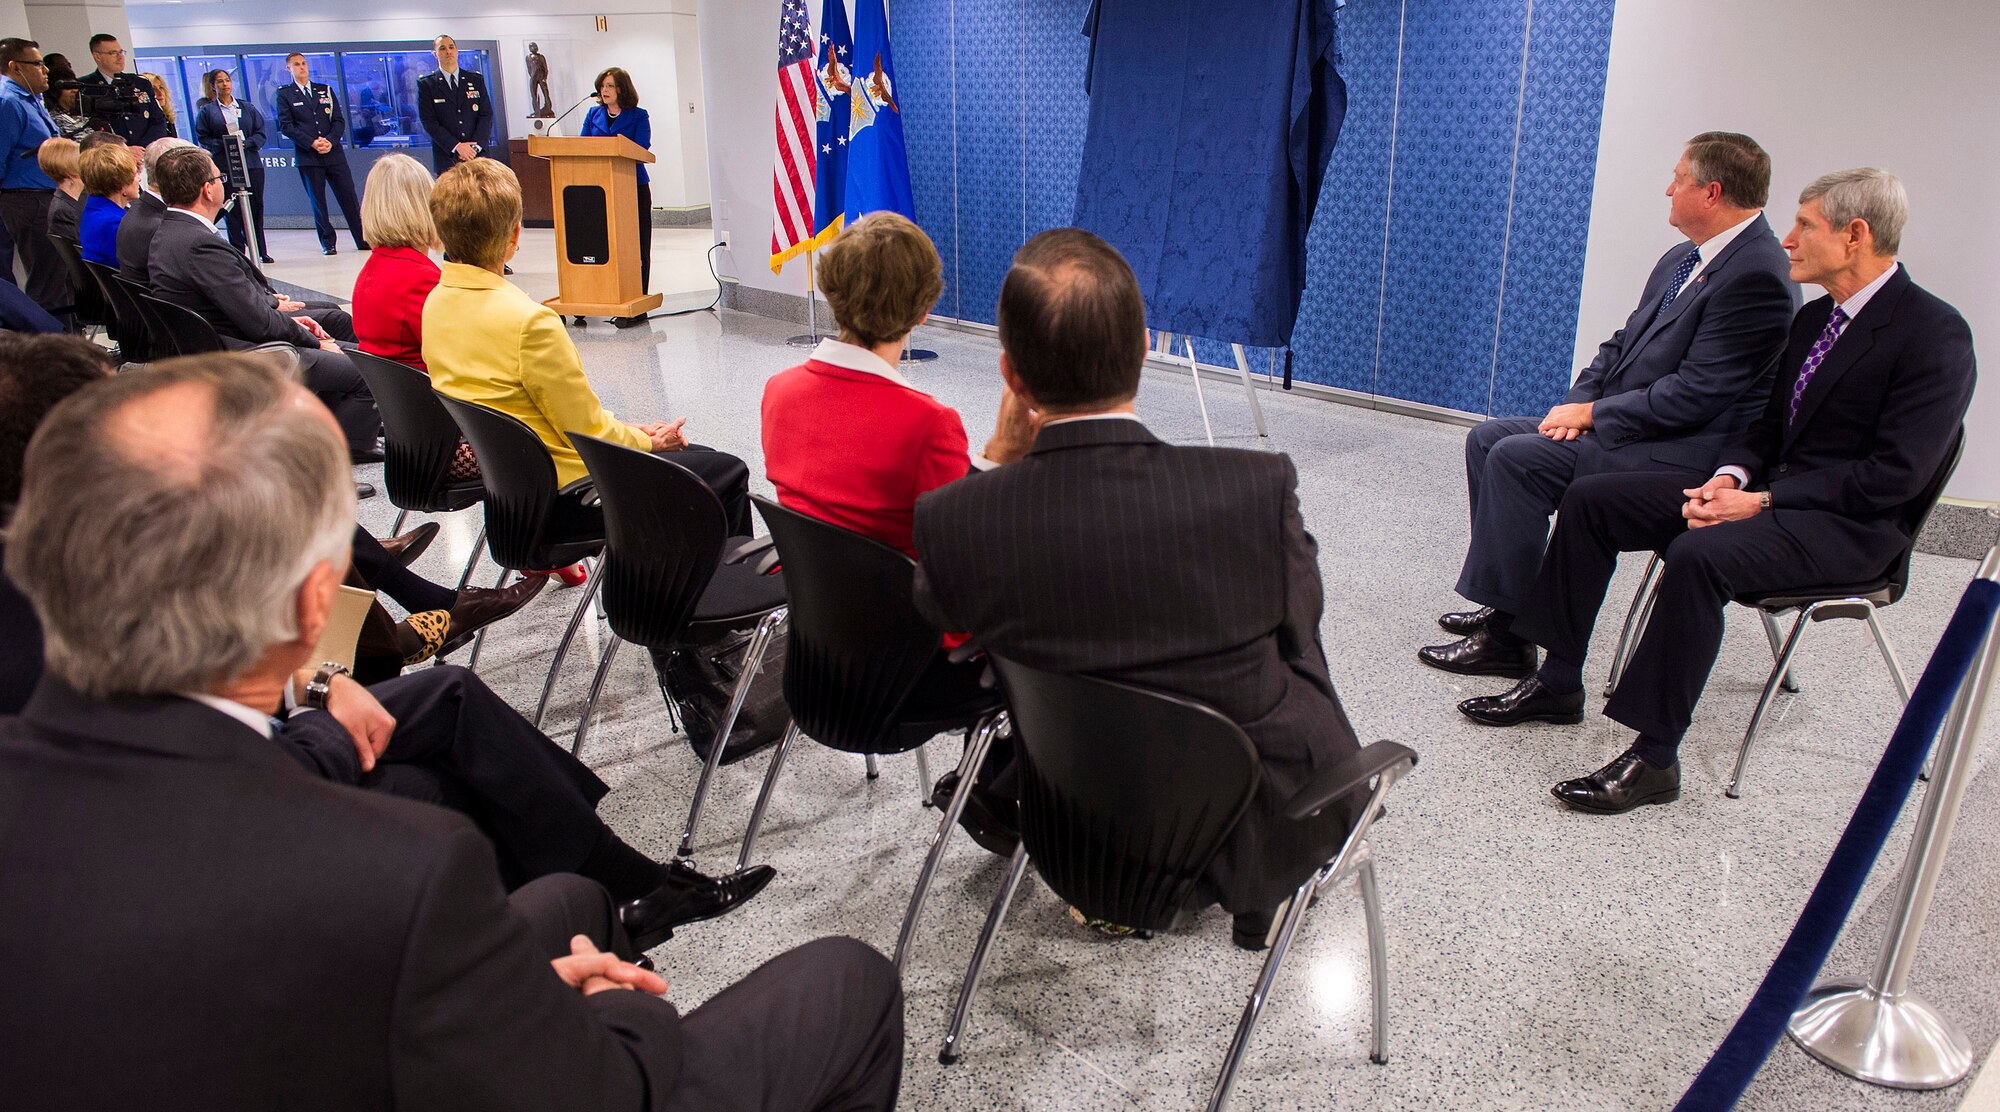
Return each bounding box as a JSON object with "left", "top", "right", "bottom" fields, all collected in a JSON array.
[{"left": 525, "top": 42, "right": 552, "bottom": 117}]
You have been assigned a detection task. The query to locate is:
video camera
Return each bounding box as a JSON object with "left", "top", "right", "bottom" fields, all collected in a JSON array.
[{"left": 49, "top": 75, "right": 144, "bottom": 123}]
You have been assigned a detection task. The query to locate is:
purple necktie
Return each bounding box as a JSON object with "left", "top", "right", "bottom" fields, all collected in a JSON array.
[{"left": 1788, "top": 306, "right": 1849, "bottom": 424}]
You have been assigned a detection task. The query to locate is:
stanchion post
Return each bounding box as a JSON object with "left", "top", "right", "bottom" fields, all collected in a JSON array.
[{"left": 1787, "top": 545, "right": 2000, "bottom": 1089}]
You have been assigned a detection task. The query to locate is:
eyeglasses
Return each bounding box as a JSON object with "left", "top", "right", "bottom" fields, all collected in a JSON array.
[
  {"left": 93, "top": 48, "right": 126, "bottom": 57},
  {"left": 13, "top": 59, "right": 48, "bottom": 69}
]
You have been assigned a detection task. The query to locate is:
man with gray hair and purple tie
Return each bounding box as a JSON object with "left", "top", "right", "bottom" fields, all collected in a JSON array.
[{"left": 1459, "top": 166, "right": 1978, "bottom": 814}]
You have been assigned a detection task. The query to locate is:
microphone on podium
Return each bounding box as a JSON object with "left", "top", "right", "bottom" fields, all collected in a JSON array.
[{"left": 549, "top": 91, "right": 601, "bottom": 131}]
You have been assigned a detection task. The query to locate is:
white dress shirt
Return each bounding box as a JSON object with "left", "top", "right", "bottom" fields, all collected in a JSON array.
[
  {"left": 1683, "top": 210, "right": 1761, "bottom": 286},
  {"left": 180, "top": 692, "right": 274, "bottom": 738}
]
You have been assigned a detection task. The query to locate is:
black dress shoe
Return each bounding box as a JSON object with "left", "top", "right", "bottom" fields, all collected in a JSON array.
[
  {"left": 260, "top": 254, "right": 276, "bottom": 264},
  {"left": 1438, "top": 605, "right": 1495, "bottom": 635},
  {"left": 612, "top": 313, "right": 648, "bottom": 329},
  {"left": 1418, "top": 626, "right": 1537, "bottom": 677},
  {"left": 323, "top": 247, "right": 338, "bottom": 256},
  {"left": 378, "top": 521, "right": 440, "bottom": 567},
  {"left": 438, "top": 575, "right": 550, "bottom": 657},
  {"left": 1552, "top": 749, "right": 1680, "bottom": 814},
  {"left": 350, "top": 444, "right": 386, "bottom": 465},
  {"left": 1458, "top": 676, "right": 1585, "bottom": 726},
  {"left": 502, "top": 264, "right": 513, "bottom": 275},
  {"left": 356, "top": 481, "right": 377, "bottom": 499},
  {"left": 929, "top": 771, "right": 1020, "bottom": 857},
  {"left": 620, "top": 863, "right": 778, "bottom": 951}
]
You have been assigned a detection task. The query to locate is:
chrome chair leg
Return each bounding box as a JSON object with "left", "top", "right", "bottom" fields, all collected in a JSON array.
[
  {"left": 572, "top": 633, "right": 624, "bottom": 759},
  {"left": 914, "top": 744, "right": 934, "bottom": 804},
  {"left": 591, "top": 556, "right": 607, "bottom": 623},
  {"left": 391, "top": 507, "right": 409, "bottom": 535},
  {"left": 894, "top": 712, "right": 1003, "bottom": 973},
  {"left": 533, "top": 559, "right": 605, "bottom": 729},
  {"left": 1357, "top": 855, "right": 1390, "bottom": 1065},
  {"left": 454, "top": 523, "right": 486, "bottom": 593},
  {"left": 463, "top": 565, "right": 514, "bottom": 672},
  {"left": 1207, "top": 873, "right": 1320, "bottom": 1111},
  {"left": 736, "top": 721, "right": 801, "bottom": 868},
  {"left": 1863, "top": 605, "right": 1929, "bottom": 781},
  {"left": 676, "top": 608, "right": 786, "bottom": 858},
  {"left": 939, "top": 842, "right": 1031, "bottom": 1065},
  {"left": 865, "top": 753, "right": 881, "bottom": 780},
  {"left": 1730, "top": 609, "right": 1813, "bottom": 798},
  {"left": 1606, "top": 555, "right": 1662, "bottom": 695},
  {"left": 1759, "top": 609, "right": 1803, "bottom": 693}
]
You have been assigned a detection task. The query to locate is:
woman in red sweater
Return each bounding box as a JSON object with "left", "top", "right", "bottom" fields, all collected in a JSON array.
[{"left": 352, "top": 153, "right": 442, "bottom": 370}]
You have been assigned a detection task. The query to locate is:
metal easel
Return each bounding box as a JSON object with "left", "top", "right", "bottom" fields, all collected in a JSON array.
[{"left": 1154, "top": 331, "right": 1272, "bottom": 447}]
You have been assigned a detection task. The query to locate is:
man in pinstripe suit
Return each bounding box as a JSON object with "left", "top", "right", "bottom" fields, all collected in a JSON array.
[{"left": 912, "top": 228, "right": 1363, "bottom": 951}]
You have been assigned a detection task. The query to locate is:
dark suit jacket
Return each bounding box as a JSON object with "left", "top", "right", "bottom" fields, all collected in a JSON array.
[
  {"left": 114, "top": 190, "right": 167, "bottom": 285},
  {"left": 912, "top": 418, "right": 1362, "bottom": 913},
  {"left": 148, "top": 210, "right": 313, "bottom": 347},
  {"left": 46, "top": 189, "right": 81, "bottom": 241},
  {"left": 274, "top": 81, "right": 347, "bottom": 166},
  {"left": 1563, "top": 214, "right": 1796, "bottom": 472},
  {"left": 0, "top": 677, "right": 683, "bottom": 1111},
  {"left": 1715, "top": 265, "right": 1977, "bottom": 561},
  {"left": 416, "top": 68, "right": 494, "bottom": 171},
  {"left": 192, "top": 98, "right": 268, "bottom": 162}
]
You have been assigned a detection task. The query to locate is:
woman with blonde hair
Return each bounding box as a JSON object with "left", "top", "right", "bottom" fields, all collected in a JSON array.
[
  {"left": 76, "top": 142, "right": 139, "bottom": 267},
  {"left": 352, "top": 153, "right": 444, "bottom": 370},
  {"left": 140, "top": 73, "right": 176, "bottom": 134},
  {"left": 423, "top": 158, "right": 752, "bottom": 535},
  {"left": 37, "top": 137, "right": 83, "bottom": 242}
]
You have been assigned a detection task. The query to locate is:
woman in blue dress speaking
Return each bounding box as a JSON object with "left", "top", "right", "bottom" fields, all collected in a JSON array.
[{"left": 579, "top": 66, "right": 652, "bottom": 328}]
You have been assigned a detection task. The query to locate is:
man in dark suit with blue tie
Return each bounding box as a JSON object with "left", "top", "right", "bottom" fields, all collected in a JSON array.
[
  {"left": 273, "top": 51, "right": 366, "bottom": 255},
  {"left": 1462, "top": 168, "right": 1977, "bottom": 813},
  {"left": 416, "top": 35, "right": 494, "bottom": 175},
  {"left": 1421, "top": 133, "right": 1797, "bottom": 678}
]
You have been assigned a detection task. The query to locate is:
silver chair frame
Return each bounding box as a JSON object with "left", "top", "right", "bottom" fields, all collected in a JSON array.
[
  {"left": 893, "top": 712, "right": 1009, "bottom": 972},
  {"left": 730, "top": 701, "right": 955, "bottom": 872},
  {"left": 936, "top": 757, "right": 1412, "bottom": 1112},
  {"left": 1605, "top": 553, "right": 1913, "bottom": 797}
]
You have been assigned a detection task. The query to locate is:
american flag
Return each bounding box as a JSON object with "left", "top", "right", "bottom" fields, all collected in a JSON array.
[{"left": 770, "top": 0, "right": 818, "bottom": 269}]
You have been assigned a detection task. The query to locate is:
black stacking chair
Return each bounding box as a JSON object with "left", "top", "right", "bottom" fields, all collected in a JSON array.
[
  {"left": 140, "top": 293, "right": 226, "bottom": 355},
  {"left": 348, "top": 351, "right": 488, "bottom": 588},
  {"left": 437, "top": 395, "right": 608, "bottom": 720},
  {"left": 1605, "top": 428, "right": 1966, "bottom": 797},
  {"left": 741, "top": 495, "right": 1008, "bottom": 964},
  {"left": 83, "top": 260, "right": 151, "bottom": 362},
  {"left": 46, "top": 234, "right": 108, "bottom": 338},
  {"left": 939, "top": 659, "right": 1417, "bottom": 1111},
  {"left": 568, "top": 433, "right": 787, "bottom": 776}
]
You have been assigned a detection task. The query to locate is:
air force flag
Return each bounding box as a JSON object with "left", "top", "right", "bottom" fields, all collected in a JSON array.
[{"left": 843, "top": 0, "right": 915, "bottom": 223}]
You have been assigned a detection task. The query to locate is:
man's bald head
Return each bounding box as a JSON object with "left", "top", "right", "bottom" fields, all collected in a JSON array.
[
  {"left": 6, "top": 355, "right": 356, "bottom": 697},
  {"left": 996, "top": 228, "right": 1148, "bottom": 411}
]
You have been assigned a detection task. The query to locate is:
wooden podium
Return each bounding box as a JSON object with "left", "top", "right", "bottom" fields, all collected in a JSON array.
[{"left": 527, "top": 135, "right": 663, "bottom": 319}]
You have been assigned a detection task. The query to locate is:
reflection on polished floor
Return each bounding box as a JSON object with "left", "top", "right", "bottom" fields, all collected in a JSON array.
[{"left": 287, "top": 241, "right": 1999, "bottom": 1110}]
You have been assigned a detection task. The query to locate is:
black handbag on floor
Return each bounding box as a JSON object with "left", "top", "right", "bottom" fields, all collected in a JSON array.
[{"left": 651, "top": 626, "right": 790, "bottom": 765}]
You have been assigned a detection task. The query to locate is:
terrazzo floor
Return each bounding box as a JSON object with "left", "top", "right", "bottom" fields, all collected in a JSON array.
[{"left": 284, "top": 239, "right": 2000, "bottom": 1112}]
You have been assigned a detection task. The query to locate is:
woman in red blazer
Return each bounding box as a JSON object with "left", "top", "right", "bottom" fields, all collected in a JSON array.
[
  {"left": 762, "top": 212, "right": 1037, "bottom": 856},
  {"left": 352, "top": 153, "right": 442, "bottom": 370}
]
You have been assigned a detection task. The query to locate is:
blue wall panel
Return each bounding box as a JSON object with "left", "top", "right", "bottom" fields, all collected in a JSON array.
[
  {"left": 947, "top": 0, "right": 1025, "bottom": 325},
  {"left": 875, "top": 0, "right": 1614, "bottom": 416},
  {"left": 1290, "top": 0, "right": 1406, "bottom": 393},
  {"left": 1374, "top": 0, "right": 1530, "bottom": 413},
  {"left": 895, "top": 0, "right": 961, "bottom": 320},
  {"left": 1489, "top": 0, "right": 1616, "bottom": 417}
]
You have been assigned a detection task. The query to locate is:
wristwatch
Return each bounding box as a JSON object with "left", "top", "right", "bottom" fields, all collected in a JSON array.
[
  {"left": 304, "top": 662, "right": 351, "bottom": 711},
  {"left": 1758, "top": 491, "right": 1773, "bottom": 511}
]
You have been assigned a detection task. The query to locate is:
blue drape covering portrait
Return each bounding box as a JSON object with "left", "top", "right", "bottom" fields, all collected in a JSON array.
[{"left": 1072, "top": 0, "right": 1347, "bottom": 349}]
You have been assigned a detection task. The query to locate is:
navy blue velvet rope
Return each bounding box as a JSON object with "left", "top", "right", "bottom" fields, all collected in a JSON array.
[{"left": 1675, "top": 576, "right": 2000, "bottom": 1111}]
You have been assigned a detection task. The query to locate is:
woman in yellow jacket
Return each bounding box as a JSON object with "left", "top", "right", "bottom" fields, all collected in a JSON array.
[{"left": 421, "top": 159, "right": 751, "bottom": 536}]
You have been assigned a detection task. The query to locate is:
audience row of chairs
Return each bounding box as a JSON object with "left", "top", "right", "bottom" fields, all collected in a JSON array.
[
  {"left": 48, "top": 231, "right": 230, "bottom": 362},
  {"left": 360, "top": 356, "right": 1414, "bottom": 1106}
]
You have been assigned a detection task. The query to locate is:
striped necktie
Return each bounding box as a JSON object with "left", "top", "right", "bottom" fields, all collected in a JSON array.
[
  {"left": 1651, "top": 246, "right": 1701, "bottom": 324},
  {"left": 1788, "top": 306, "right": 1849, "bottom": 425}
]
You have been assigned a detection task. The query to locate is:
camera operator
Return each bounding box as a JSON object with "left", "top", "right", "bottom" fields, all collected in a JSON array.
[{"left": 79, "top": 34, "right": 171, "bottom": 147}]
